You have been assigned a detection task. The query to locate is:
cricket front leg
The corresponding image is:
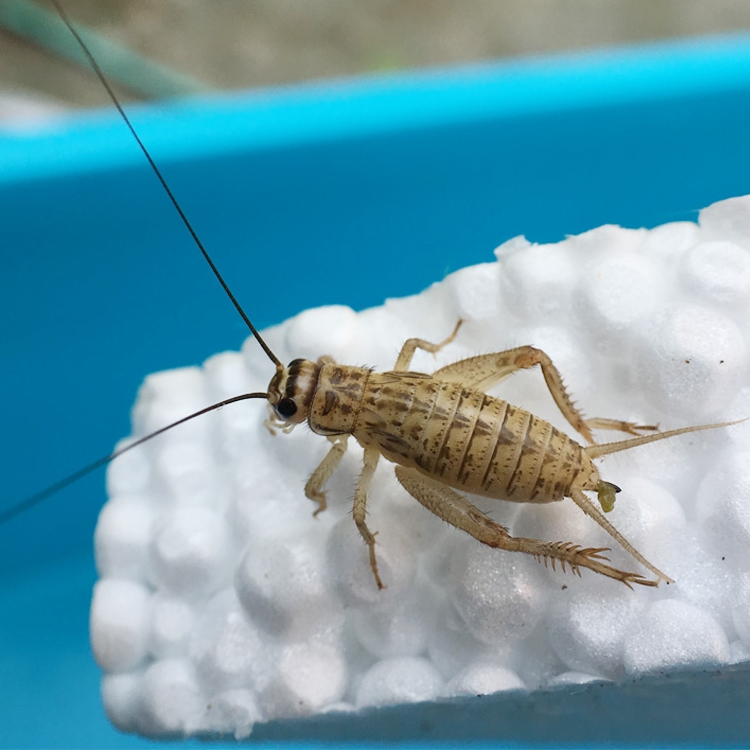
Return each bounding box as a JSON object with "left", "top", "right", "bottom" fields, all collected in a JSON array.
[
  {"left": 352, "top": 447, "right": 385, "bottom": 588},
  {"left": 394, "top": 466, "right": 659, "bottom": 588},
  {"left": 305, "top": 435, "right": 349, "bottom": 516}
]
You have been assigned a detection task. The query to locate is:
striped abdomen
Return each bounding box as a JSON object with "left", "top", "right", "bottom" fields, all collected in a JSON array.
[{"left": 343, "top": 371, "right": 591, "bottom": 504}]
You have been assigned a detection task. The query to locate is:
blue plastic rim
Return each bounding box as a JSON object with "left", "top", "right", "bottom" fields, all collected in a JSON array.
[{"left": 1, "top": 34, "right": 750, "bottom": 748}]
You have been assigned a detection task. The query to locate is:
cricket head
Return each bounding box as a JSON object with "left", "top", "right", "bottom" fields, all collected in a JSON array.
[{"left": 266, "top": 358, "right": 320, "bottom": 428}]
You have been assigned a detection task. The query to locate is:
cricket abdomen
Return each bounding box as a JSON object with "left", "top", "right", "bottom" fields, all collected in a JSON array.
[{"left": 351, "top": 372, "right": 593, "bottom": 504}]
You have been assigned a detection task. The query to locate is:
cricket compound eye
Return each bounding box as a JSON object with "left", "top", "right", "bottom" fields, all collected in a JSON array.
[{"left": 276, "top": 397, "right": 297, "bottom": 419}]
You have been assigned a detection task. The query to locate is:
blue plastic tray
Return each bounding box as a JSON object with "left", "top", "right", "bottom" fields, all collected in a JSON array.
[{"left": 1, "top": 33, "right": 750, "bottom": 748}]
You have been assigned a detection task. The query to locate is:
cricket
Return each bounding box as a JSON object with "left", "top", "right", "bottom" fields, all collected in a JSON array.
[{"left": 0, "top": 1, "right": 739, "bottom": 594}]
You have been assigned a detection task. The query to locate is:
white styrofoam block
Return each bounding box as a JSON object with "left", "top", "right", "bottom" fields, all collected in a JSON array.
[{"left": 91, "top": 195, "right": 750, "bottom": 738}]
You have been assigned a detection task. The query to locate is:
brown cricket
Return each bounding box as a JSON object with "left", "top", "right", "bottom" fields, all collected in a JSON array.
[{"left": 264, "top": 319, "right": 734, "bottom": 589}]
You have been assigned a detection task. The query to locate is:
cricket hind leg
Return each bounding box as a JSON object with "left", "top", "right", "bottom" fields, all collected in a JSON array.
[
  {"left": 584, "top": 417, "right": 659, "bottom": 436},
  {"left": 569, "top": 486, "right": 674, "bottom": 585},
  {"left": 433, "top": 344, "right": 657, "bottom": 444},
  {"left": 394, "top": 466, "right": 658, "bottom": 588}
]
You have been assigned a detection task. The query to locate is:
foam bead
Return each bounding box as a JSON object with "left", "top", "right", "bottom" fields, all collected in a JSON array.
[
  {"left": 622, "top": 599, "right": 730, "bottom": 674},
  {"left": 426, "top": 597, "right": 495, "bottom": 679},
  {"left": 131, "top": 368, "right": 212, "bottom": 440},
  {"left": 148, "top": 595, "right": 194, "bottom": 658},
  {"left": 260, "top": 641, "right": 348, "bottom": 717},
  {"left": 447, "top": 262, "right": 504, "bottom": 321},
  {"left": 90, "top": 579, "right": 150, "bottom": 672},
  {"left": 496, "top": 237, "right": 578, "bottom": 320},
  {"left": 139, "top": 659, "right": 205, "bottom": 735},
  {"left": 699, "top": 194, "right": 750, "bottom": 249},
  {"left": 681, "top": 240, "right": 750, "bottom": 311},
  {"left": 730, "top": 640, "right": 750, "bottom": 664},
  {"left": 189, "top": 590, "right": 271, "bottom": 693},
  {"left": 695, "top": 450, "right": 750, "bottom": 569},
  {"left": 284, "top": 305, "right": 359, "bottom": 362},
  {"left": 355, "top": 657, "right": 444, "bottom": 708},
  {"left": 234, "top": 533, "right": 346, "bottom": 640},
  {"left": 580, "top": 249, "right": 662, "bottom": 351},
  {"left": 326, "top": 514, "right": 418, "bottom": 607},
  {"left": 447, "top": 542, "right": 549, "bottom": 647},
  {"left": 546, "top": 584, "right": 645, "bottom": 678},
  {"left": 94, "top": 496, "right": 153, "bottom": 579},
  {"left": 591, "top": 476, "right": 687, "bottom": 577},
  {"left": 637, "top": 304, "right": 747, "bottom": 420},
  {"left": 101, "top": 672, "right": 142, "bottom": 733},
  {"left": 350, "top": 584, "right": 435, "bottom": 658},
  {"left": 639, "top": 221, "right": 699, "bottom": 262},
  {"left": 105, "top": 438, "right": 151, "bottom": 496},
  {"left": 149, "top": 505, "right": 235, "bottom": 597},
  {"left": 204, "top": 689, "right": 262, "bottom": 740},
  {"left": 444, "top": 661, "right": 525, "bottom": 697}
]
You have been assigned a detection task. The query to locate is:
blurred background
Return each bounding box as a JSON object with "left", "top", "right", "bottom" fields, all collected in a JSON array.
[{"left": 2, "top": 0, "right": 750, "bottom": 119}]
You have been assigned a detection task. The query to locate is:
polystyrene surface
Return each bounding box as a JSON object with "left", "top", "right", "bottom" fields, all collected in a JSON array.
[{"left": 91, "top": 196, "right": 750, "bottom": 738}]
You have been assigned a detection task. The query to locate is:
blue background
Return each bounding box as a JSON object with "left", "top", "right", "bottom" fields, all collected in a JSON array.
[{"left": 1, "top": 34, "right": 750, "bottom": 747}]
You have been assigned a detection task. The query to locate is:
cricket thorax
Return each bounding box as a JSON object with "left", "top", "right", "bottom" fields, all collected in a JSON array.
[
  {"left": 267, "top": 358, "right": 320, "bottom": 426},
  {"left": 308, "top": 362, "right": 373, "bottom": 436}
]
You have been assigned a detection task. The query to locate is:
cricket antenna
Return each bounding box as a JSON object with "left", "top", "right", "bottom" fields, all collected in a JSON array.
[
  {"left": 50, "top": 0, "right": 282, "bottom": 369},
  {"left": 0, "top": 392, "right": 269, "bottom": 527},
  {"left": 1, "top": 4, "right": 283, "bottom": 526}
]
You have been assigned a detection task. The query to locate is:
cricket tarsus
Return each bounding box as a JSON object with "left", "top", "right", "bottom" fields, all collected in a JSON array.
[
  {"left": 49, "top": 0, "right": 281, "bottom": 369},
  {"left": 0, "top": 392, "right": 268, "bottom": 526}
]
